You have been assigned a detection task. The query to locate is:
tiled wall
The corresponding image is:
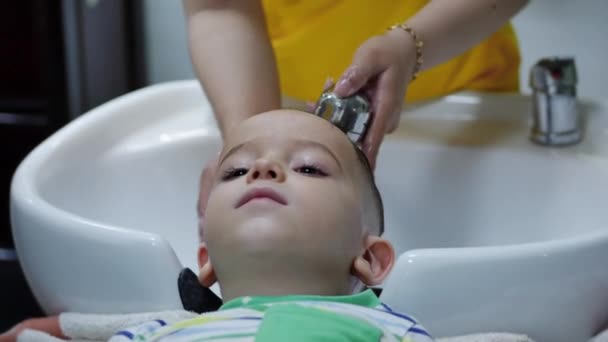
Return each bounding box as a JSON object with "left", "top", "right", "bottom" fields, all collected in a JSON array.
[{"left": 142, "top": 1, "right": 608, "bottom": 100}]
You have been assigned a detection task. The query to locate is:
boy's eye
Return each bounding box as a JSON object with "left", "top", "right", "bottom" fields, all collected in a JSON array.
[
  {"left": 221, "top": 167, "right": 248, "bottom": 181},
  {"left": 295, "top": 165, "right": 328, "bottom": 177}
]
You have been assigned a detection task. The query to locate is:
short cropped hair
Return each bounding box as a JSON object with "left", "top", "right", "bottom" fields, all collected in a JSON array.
[{"left": 351, "top": 144, "right": 384, "bottom": 236}]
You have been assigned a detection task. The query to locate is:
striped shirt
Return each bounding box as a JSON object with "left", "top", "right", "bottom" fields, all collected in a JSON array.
[{"left": 109, "top": 290, "right": 433, "bottom": 341}]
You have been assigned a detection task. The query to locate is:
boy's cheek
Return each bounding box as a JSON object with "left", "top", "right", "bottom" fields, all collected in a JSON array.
[{"left": 208, "top": 182, "right": 239, "bottom": 204}]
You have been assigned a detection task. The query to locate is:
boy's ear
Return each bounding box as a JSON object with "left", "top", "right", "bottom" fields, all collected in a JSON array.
[
  {"left": 197, "top": 243, "right": 217, "bottom": 288},
  {"left": 351, "top": 236, "right": 395, "bottom": 286}
]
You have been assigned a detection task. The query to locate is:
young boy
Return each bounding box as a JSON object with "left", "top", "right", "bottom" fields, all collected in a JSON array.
[{"left": 3, "top": 110, "right": 534, "bottom": 342}]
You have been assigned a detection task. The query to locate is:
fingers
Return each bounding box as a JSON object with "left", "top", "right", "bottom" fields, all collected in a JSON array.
[
  {"left": 0, "top": 317, "right": 64, "bottom": 342},
  {"left": 334, "top": 45, "right": 386, "bottom": 97},
  {"left": 363, "top": 70, "right": 405, "bottom": 167},
  {"left": 0, "top": 322, "right": 19, "bottom": 342},
  {"left": 322, "top": 77, "right": 335, "bottom": 92},
  {"left": 331, "top": 35, "right": 409, "bottom": 167},
  {"left": 305, "top": 101, "right": 316, "bottom": 113},
  {"left": 334, "top": 65, "right": 373, "bottom": 97},
  {"left": 385, "top": 95, "right": 403, "bottom": 134},
  {"left": 307, "top": 77, "right": 335, "bottom": 112},
  {"left": 363, "top": 112, "right": 385, "bottom": 169}
]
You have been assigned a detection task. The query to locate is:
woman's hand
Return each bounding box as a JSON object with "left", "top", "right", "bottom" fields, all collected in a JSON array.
[
  {"left": 0, "top": 317, "right": 64, "bottom": 342},
  {"left": 333, "top": 29, "right": 418, "bottom": 167}
]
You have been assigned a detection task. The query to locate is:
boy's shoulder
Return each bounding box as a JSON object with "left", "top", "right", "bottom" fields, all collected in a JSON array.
[
  {"left": 151, "top": 301, "right": 433, "bottom": 341},
  {"left": 109, "top": 296, "right": 434, "bottom": 341},
  {"left": 279, "top": 299, "right": 433, "bottom": 339}
]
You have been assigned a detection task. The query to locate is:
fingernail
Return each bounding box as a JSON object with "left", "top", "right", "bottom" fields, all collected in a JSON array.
[
  {"left": 365, "top": 145, "right": 374, "bottom": 159},
  {"left": 306, "top": 101, "right": 317, "bottom": 112},
  {"left": 323, "top": 77, "right": 334, "bottom": 90},
  {"left": 336, "top": 78, "right": 355, "bottom": 96}
]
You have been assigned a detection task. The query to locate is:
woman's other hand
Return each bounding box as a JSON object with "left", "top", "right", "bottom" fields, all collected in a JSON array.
[
  {"left": 0, "top": 317, "right": 64, "bottom": 342},
  {"left": 334, "top": 29, "right": 418, "bottom": 168}
]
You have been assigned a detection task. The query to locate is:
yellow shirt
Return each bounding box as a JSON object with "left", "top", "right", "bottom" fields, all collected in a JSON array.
[{"left": 262, "top": 0, "right": 521, "bottom": 103}]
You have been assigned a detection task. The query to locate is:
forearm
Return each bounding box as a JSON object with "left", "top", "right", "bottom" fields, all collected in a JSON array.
[
  {"left": 406, "top": 0, "right": 528, "bottom": 71},
  {"left": 183, "top": 0, "right": 281, "bottom": 136}
]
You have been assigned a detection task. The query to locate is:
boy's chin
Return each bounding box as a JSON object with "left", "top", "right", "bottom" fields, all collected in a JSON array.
[{"left": 233, "top": 216, "right": 296, "bottom": 249}]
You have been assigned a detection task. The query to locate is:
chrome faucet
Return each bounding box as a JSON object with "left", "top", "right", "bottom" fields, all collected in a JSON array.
[
  {"left": 529, "top": 57, "right": 581, "bottom": 146},
  {"left": 314, "top": 87, "right": 371, "bottom": 145}
]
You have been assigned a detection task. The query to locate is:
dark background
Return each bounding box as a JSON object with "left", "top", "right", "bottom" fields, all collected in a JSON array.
[{"left": 0, "top": 0, "right": 145, "bottom": 330}]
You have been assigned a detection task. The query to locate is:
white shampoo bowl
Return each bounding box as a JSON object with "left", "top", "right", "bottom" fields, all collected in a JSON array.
[{"left": 11, "top": 81, "right": 608, "bottom": 341}]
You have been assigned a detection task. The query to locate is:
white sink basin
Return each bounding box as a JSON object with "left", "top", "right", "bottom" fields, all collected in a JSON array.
[
  {"left": 11, "top": 80, "right": 608, "bottom": 342},
  {"left": 380, "top": 124, "right": 608, "bottom": 250},
  {"left": 379, "top": 96, "right": 608, "bottom": 341}
]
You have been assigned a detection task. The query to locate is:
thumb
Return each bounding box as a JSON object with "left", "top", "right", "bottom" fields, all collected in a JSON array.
[
  {"left": 334, "top": 49, "right": 385, "bottom": 97},
  {"left": 362, "top": 101, "right": 388, "bottom": 170}
]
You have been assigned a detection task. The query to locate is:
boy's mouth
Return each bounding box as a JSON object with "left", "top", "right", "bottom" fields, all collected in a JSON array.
[{"left": 236, "top": 187, "right": 288, "bottom": 208}]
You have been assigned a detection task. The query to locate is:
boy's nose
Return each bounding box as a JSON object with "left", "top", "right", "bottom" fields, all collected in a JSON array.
[{"left": 247, "top": 159, "right": 286, "bottom": 183}]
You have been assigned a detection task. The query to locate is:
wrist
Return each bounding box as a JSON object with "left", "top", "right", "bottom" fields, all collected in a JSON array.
[{"left": 385, "top": 24, "right": 424, "bottom": 81}]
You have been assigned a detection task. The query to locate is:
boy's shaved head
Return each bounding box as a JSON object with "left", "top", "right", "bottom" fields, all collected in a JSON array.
[
  {"left": 197, "top": 109, "right": 394, "bottom": 300},
  {"left": 198, "top": 116, "right": 385, "bottom": 240}
]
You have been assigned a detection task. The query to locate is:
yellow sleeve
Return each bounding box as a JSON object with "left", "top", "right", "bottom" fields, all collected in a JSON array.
[{"left": 262, "top": 0, "right": 520, "bottom": 103}]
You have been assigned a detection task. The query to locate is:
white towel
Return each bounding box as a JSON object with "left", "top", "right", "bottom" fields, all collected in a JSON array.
[
  {"left": 20, "top": 330, "right": 608, "bottom": 342},
  {"left": 17, "top": 329, "right": 87, "bottom": 342},
  {"left": 16, "top": 313, "right": 608, "bottom": 342},
  {"left": 437, "top": 333, "right": 535, "bottom": 342},
  {"left": 18, "top": 329, "right": 535, "bottom": 342}
]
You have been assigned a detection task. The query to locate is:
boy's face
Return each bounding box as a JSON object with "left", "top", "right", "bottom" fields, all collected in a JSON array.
[{"left": 203, "top": 110, "right": 368, "bottom": 285}]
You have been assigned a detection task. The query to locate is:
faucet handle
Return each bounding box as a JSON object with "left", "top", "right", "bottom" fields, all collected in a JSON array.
[
  {"left": 529, "top": 57, "right": 581, "bottom": 146},
  {"left": 530, "top": 57, "right": 577, "bottom": 95}
]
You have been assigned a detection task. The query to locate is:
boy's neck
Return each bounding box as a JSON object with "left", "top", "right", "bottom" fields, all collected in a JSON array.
[{"left": 218, "top": 269, "right": 353, "bottom": 302}]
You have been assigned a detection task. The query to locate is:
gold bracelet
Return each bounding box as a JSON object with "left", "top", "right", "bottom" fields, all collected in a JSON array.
[{"left": 388, "top": 23, "right": 424, "bottom": 81}]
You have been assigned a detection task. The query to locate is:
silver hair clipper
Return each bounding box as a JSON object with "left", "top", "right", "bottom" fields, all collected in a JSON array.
[{"left": 313, "top": 87, "right": 371, "bottom": 144}]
